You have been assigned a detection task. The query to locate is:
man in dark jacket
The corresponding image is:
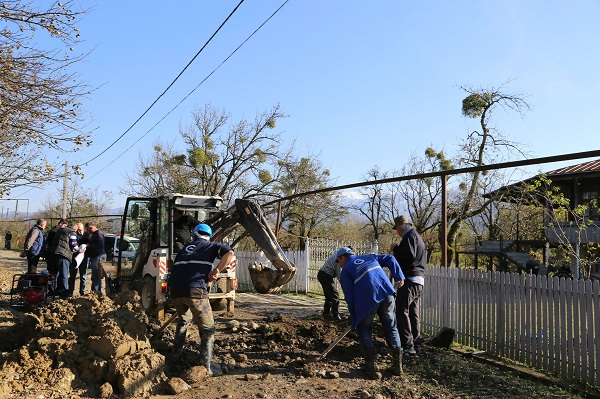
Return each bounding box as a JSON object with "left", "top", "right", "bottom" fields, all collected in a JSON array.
[
  {"left": 84, "top": 222, "right": 106, "bottom": 293},
  {"left": 168, "top": 223, "right": 234, "bottom": 376},
  {"left": 391, "top": 215, "right": 426, "bottom": 356},
  {"left": 51, "top": 220, "right": 78, "bottom": 298},
  {"left": 46, "top": 219, "right": 68, "bottom": 275},
  {"left": 172, "top": 208, "right": 200, "bottom": 252},
  {"left": 524, "top": 254, "right": 542, "bottom": 275},
  {"left": 24, "top": 219, "right": 47, "bottom": 273},
  {"left": 5, "top": 230, "right": 12, "bottom": 249}
]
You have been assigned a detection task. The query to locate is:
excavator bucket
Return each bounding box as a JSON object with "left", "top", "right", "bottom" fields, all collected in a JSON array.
[{"left": 234, "top": 199, "right": 297, "bottom": 294}]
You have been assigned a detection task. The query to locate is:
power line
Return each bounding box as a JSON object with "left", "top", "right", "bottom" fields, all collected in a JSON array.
[
  {"left": 9, "top": 0, "right": 290, "bottom": 201},
  {"left": 82, "top": 0, "right": 291, "bottom": 184},
  {"left": 80, "top": 0, "right": 246, "bottom": 166}
]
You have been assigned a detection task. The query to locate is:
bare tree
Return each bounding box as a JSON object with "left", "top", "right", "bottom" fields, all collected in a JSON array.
[
  {"left": 353, "top": 166, "right": 388, "bottom": 242},
  {"left": 122, "top": 141, "right": 197, "bottom": 197},
  {"left": 122, "top": 104, "right": 291, "bottom": 205},
  {"left": 180, "top": 103, "right": 288, "bottom": 202},
  {"left": 386, "top": 148, "right": 452, "bottom": 262},
  {"left": 0, "top": 0, "right": 92, "bottom": 195},
  {"left": 276, "top": 155, "right": 346, "bottom": 250},
  {"left": 444, "top": 84, "right": 530, "bottom": 264}
]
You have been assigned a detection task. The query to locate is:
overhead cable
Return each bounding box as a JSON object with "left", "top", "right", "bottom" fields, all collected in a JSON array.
[
  {"left": 82, "top": 0, "right": 290, "bottom": 184},
  {"left": 80, "top": 0, "right": 246, "bottom": 166}
]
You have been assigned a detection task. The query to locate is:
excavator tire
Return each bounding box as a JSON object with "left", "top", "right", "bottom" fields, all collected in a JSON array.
[{"left": 140, "top": 276, "right": 157, "bottom": 316}]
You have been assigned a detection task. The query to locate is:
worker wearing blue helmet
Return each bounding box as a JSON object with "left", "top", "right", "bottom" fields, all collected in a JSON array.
[{"left": 168, "top": 223, "right": 234, "bottom": 376}]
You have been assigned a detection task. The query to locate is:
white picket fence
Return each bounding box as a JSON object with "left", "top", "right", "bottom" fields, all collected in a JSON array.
[{"left": 423, "top": 266, "right": 600, "bottom": 384}]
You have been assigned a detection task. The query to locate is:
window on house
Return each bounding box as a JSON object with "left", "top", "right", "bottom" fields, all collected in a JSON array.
[{"left": 582, "top": 191, "right": 599, "bottom": 221}]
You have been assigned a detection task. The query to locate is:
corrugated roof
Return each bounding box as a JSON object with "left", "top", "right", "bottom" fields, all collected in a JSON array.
[{"left": 546, "top": 159, "right": 600, "bottom": 176}]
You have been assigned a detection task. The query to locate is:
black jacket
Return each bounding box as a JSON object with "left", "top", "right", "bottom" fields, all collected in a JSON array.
[
  {"left": 53, "top": 227, "right": 75, "bottom": 260},
  {"left": 392, "top": 228, "right": 426, "bottom": 278}
]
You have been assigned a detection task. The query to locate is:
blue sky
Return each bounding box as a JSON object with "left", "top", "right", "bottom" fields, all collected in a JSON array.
[{"left": 6, "top": 0, "right": 600, "bottom": 214}]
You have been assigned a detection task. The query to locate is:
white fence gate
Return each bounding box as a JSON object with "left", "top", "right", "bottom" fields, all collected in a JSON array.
[
  {"left": 305, "top": 238, "right": 378, "bottom": 295},
  {"left": 233, "top": 238, "right": 377, "bottom": 295}
]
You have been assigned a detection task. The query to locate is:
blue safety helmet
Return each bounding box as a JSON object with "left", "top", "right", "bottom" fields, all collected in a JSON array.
[
  {"left": 193, "top": 223, "right": 213, "bottom": 239},
  {"left": 336, "top": 246, "right": 355, "bottom": 261}
]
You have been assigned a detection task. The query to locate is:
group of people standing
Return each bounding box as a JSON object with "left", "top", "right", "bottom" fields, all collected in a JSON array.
[
  {"left": 22, "top": 218, "right": 106, "bottom": 298},
  {"left": 318, "top": 214, "right": 426, "bottom": 379}
]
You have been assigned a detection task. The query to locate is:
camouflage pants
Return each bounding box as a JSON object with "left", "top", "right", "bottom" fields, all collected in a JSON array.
[{"left": 172, "top": 297, "right": 215, "bottom": 366}]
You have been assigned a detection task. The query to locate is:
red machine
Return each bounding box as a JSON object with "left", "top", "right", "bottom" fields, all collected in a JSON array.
[{"left": 10, "top": 273, "right": 53, "bottom": 307}]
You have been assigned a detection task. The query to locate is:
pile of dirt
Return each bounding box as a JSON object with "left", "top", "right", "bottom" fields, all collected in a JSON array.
[
  {"left": 0, "top": 291, "right": 165, "bottom": 398},
  {"left": 0, "top": 282, "right": 360, "bottom": 399}
]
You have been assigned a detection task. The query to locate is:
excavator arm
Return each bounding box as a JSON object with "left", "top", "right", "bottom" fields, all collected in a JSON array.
[{"left": 205, "top": 199, "right": 296, "bottom": 294}]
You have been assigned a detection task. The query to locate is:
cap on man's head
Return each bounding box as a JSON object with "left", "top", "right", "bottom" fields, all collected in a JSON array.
[
  {"left": 336, "top": 247, "right": 355, "bottom": 261},
  {"left": 392, "top": 215, "right": 412, "bottom": 229}
]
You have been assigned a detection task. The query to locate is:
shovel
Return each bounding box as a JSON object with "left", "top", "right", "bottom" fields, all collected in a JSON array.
[
  {"left": 151, "top": 311, "right": 178, "bottom": 340},
  {"left": 300, "top": 326, "right": 352, "bottom": 364}
]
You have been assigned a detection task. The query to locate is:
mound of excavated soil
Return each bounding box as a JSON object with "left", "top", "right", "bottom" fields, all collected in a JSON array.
[
  {"left": 0, "top": 291, "right": 165, "bottom": 398},
  {"left": 0, "top": 288, "right": 359, "bottom": 399}
]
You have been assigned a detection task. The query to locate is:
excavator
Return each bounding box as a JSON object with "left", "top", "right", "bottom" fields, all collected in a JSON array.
[{"left": 103, "top": 194, "right": 296, "bottom": 317}]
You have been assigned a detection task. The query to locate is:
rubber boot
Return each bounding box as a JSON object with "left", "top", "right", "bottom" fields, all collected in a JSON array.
[
  {"left": 361, "top": 348, "right": 382, "bottom": 380},
  {"left": 172, "top": 323, "right": 187, "bottom": 356},
  {"left": 322, "top": 304, "right": 331, "bottom": 320},
  {"left": 386, "top": 348, "right": 403, "bottom": 376},
  {"left": 331, "top": 302, "right": 341, "bottom": 321},
  {"left": 200, "top": 336, "right": 215, "bottom": 377}
]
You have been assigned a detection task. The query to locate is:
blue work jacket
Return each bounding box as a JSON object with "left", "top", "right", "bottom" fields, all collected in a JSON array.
[{"left": 340, "top": 254, "right": 405, "bottom": 329}]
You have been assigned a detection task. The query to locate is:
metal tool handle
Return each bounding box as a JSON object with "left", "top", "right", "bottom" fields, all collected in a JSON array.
[
  {"left": 317, "top": 325, "right": 352, "bottom": 360},
  {"left": 151, "top": 311, "right": 178, "bottom": 340}
]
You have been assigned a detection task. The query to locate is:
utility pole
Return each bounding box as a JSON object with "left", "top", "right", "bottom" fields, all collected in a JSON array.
[{"left": 62, "top": 162, "right": 69, "bottom": 220}]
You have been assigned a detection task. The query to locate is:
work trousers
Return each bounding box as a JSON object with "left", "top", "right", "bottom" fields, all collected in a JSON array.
[
  {"left": 356, "top": 295, "right": 401, "bottom": 350},
  {"left": 27, "top": 254, "right": 41, "bottom": 274},
  {"left": 69, "top": 256, "right": 89, "bottom": 295},
  {"left": 88, "top": 254, "right": 107, "bottom": 292},
  {"left": 172, "top": 297, "right": 215, "bottom": 355},
  {"left": 317, "top": 270, "right": 340, "bottom": 314},
  {"left": 396, "top": 280, "right": 423, "bottom": 349},
  {"left": 56, "top": 256, "right": 71, "bottom": 297}
]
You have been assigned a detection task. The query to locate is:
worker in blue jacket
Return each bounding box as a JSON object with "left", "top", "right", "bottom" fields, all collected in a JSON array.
[{"left": 338, "top": 247, "right": 405, "bottom": 379}]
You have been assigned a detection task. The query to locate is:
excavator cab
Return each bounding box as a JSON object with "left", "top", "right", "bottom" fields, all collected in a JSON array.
[{"left": 106, "top": 193, "right": 296, "bottom": 317}]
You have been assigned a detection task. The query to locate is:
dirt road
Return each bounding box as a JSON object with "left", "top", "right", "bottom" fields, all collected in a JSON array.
[{"left": 0, "top": 249, "right": 597, "bottom": 399}]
